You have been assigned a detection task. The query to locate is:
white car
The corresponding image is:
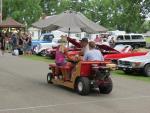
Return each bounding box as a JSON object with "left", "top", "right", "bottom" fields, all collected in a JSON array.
[
  {"left": 114, "top": 44, "right": 132, "bottom": 53},
  {"left": 34, "top": 38, "right": 61, "bottom": 56},
  {"left": 108, "top": 34, "right": 146, "bottom": 48},
  {"left": 118, "top": 51, "right": 150, "bottom": 77}
]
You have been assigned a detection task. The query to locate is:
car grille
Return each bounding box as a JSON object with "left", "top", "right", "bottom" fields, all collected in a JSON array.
[{"left": 119, "top": 60, "right": 132, "bottom": 67}]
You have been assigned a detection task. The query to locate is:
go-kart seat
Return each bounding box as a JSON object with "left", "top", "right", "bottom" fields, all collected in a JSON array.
[{"left": 59, "top": 65, "right": 72, "bottom": 81}]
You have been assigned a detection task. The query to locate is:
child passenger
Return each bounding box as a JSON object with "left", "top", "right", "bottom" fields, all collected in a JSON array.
[
  {"left": 55, "top": 35, "right": 68, "bottom": 66},
  {"left": 55, "top": 35, "right": 71, "bottom": 80}
]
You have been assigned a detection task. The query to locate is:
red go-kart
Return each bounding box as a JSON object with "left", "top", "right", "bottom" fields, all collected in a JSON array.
[{"left": 47, "top": 52, "right": 116, "bottom": 95}]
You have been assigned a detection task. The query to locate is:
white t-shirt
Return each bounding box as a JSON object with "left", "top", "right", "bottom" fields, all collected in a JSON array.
[{"left": 82, "top": 44, "right": 89, "bottom": 54}]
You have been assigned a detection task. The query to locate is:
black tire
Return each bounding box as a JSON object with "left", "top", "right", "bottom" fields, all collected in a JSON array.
[
  {"left": 123, "top": 69, "right": 133, "bottom": 74},
  {"left": 144, "top": 64, "right": 150, "bottom": 77},
  {"left": 134, "top": 45, "right": 139, "bottom": 49},
  {"left": 75, "top": 77, "right": 90, "bottom": 95},
  {"left": 99, "top": 77, "right": 113, "bottom": 94},
  {"left": 41, "top": 50, "right": 46, "bottom": 57},
  {"left": 47, "top": 73, "right": 53, "bottom": 84}
]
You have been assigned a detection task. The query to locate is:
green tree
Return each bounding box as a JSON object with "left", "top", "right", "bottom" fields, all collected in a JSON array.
[
  {"left": 86, "top": 0, "right": 147, "bottom": 32},
  {"left": 3, "top": 0, "right": 42, "bottom": 27}
]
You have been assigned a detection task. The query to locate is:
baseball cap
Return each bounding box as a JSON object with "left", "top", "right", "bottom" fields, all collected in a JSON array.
[{"left": 80, "top": 38, "right": 88, "bottom": 42}]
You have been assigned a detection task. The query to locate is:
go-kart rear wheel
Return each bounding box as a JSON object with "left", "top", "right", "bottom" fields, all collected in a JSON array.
[
  {"left": 75, "top": 77, "right": 90, "bottom": 95},
  {"left": 47, "top": 73, "right": 53, "bottom": 84},
  {"left": 99, "top": 77, "right": 113, "bottom": 94}
]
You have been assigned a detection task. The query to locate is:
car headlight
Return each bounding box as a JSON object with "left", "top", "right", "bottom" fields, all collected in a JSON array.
[{"left": 132, "top": 62, "right": 142, "bottom": 67}]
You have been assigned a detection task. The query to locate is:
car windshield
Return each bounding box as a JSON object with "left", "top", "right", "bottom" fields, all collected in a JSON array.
[
  {"left": 39, "top": 34, "right": 54, "bottom": 42},
  {"left": 146, "top": 51, "right": 150, "bottom": 56}
]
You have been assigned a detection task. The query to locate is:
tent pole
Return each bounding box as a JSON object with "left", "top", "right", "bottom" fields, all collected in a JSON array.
[
  {"left": 67, "top": 28, "right": 70, "bottom": 47},
  {"left": 68, "top": 27, "right": 70, "bottom": 37}
]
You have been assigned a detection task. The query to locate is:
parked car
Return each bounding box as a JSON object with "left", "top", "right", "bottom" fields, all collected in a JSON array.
[
  {"left": 45, "top": 37, "right": 81, "bottom": 58},
  {"left": 104, "top": 44, "right": 147, "bottom": 64},
  {"left": 114, "top": 44, "right": 132, "bottom": 53},
  {"left": 118, "top": 51, "right": 150, "bottom": 77},
  {"left": 32, "top": 33, "right": 54, "bottom": 51},
  {"left": 108, "top": 33, "right": 146, "bottom": 48},
  {"left": 33, "top": 38, "right": 61, "bottom": 56}
]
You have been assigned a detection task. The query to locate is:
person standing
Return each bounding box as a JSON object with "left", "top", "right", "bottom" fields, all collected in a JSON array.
[
  {"left": 0, "top": 32, "right": 5, "bottom": 56},
  {"left": 94, "top": 35, "right": 102, "bottom": 44},
  {"left": 11, "top": 33, "right": 18, "bottom": 51},
  {"left": 26, "top": 34, "right": 32, "bottom": 55}
]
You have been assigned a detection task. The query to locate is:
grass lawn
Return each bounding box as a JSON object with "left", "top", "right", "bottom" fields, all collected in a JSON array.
[
  {"left": 145, "top": 37, "right": 150, "bottom": 43},
  {"left": 21, "top": 55, "right": 54, "bottom": 63},
  {"left": 112, "top": 70, "right": 150, "bottom": 82}
]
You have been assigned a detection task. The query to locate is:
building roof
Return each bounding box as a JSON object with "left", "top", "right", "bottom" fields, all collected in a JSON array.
[{"left": 0, "top": 17, "right": 25, "bottom": 28}]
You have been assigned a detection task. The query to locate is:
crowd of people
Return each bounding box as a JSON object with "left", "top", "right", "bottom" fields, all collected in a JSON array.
[{"left": 0, "top": 31, "right": 32, "bottom": 56}]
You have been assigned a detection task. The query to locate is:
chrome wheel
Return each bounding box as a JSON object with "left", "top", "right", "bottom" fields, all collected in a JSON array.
[{"left": 78, "top": 82, "right": 83, "bottom": 92}]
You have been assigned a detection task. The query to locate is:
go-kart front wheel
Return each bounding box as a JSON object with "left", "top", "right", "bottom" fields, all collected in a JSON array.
[
  {"left": 75, "top": 77, "right": 90, "bottom": 95},
  {"left": 47, "top": 73, "right": 53, "bottom": 84},
  {"left": 99, "top": 77, "right": 113, "bottom": 94}
]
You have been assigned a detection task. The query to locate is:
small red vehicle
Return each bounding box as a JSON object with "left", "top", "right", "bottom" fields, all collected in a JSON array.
[{"left": 47, "top": 49, "right": 116, "bottom": 95}]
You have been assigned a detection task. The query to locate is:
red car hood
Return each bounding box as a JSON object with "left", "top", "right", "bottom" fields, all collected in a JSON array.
[
  {"left": 67, "top": 37, "right": 120, "bottom": 54},
  {"left": 104, "top": 51, "right": 147, "bottom": 60},
  {"left": 96, "top": 44, "right": 120, "bottom": 54}
]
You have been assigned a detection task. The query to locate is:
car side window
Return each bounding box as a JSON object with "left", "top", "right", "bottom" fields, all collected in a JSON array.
[
  {"left": 117, "top": 35, "right": 123, "bottom": 40},
  {"left": 132, "top": 35, "right": 143, "bottom": 40},
  {"left": 124, "top": 35, "right": 130, "bottom": 40},
  {"left": 43, "top": 35, "right": 54, "bottom": 42}
]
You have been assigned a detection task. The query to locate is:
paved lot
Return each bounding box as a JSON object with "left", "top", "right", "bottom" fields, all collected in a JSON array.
[{"left": 0, "top": 54, "right": 150, "bottom": 113}]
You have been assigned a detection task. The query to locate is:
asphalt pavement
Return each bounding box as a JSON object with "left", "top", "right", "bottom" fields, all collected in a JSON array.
[{"left": 0, "top": 53, "right": 150, "bottom": 113}]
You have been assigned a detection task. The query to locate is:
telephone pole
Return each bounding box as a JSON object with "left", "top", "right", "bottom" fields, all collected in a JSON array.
[{"left": 0, "top": 0, "right": 2, "bottom": 23}]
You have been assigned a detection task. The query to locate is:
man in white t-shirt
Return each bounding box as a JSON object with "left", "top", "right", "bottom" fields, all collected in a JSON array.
[{"left": 83, "top": 41, "right": 104, "bottom": 61}]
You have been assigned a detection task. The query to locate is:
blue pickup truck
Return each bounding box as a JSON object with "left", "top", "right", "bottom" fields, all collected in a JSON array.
[{"left": 32, "top": 33, "right": 54, "bottom": 51}]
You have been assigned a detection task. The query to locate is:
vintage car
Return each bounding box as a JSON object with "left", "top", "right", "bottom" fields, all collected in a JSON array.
[
  {"left": 33, "top": 38, "right": 61, "bottom": 56},
  {"left": 45, "top": 37, "right": 81, "bottom": 58},
  {"left": 32, "top": 33, "right": 54, "bottom": 48},
  {"left": 104, "top": 51, "right": 147, "bottom": 64},
  {"left": 104, "top": 45, "right": 148, "bottom": 64},
  {"left": 118, "top": 51, "right": 150, "bottom": 77}
]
